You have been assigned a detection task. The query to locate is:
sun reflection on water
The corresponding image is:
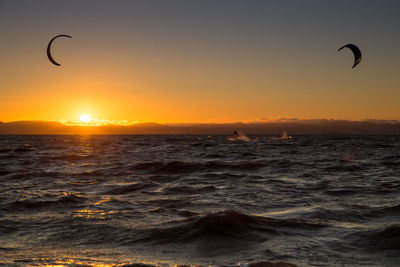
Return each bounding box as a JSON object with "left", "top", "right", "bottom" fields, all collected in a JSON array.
[
  {"left": 73, "top": 209, "right": 118, "bottom": 219},
  {"left": 94, "top": 196, "right": 113, "bottom": 205},
  {"left": 32, "top": 259, "right": 131, "bottom": 267}
]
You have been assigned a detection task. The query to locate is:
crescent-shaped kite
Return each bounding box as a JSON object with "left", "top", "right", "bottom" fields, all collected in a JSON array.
[
  {"left": 338, "top": 44, "right": 362, "bottom": 69},
  {"left": 47, "top": 34, "right": 72, "bottom": 66}
]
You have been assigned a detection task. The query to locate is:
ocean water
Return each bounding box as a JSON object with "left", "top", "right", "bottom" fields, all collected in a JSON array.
[{"left": 0, "top": 135, "right": 399, "bottom": 266}]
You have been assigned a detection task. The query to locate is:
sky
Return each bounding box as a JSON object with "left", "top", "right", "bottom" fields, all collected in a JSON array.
[{"left": 1, "top": 0, "right": 399, "bottom": 124}]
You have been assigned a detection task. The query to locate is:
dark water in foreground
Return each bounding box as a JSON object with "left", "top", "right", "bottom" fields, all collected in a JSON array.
[{"left": 0, "top": 135, "right": 400, "bottom": 266}]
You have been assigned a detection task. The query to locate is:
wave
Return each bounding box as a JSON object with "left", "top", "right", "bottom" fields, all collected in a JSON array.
[
  {"left": 0, "top": 148, "right": 12, "bottom": 154},
  {"left": 1, "top": 194, "right": 86, "bottom": 212},
  {"left": 248, "top": 261, "right": 297, "bottom": 267},
  {"left": 300, "top": 203, "right": 400, "bottom": 225},
  {"left": 126, "top": 210, "right": 325, "bottom": 245},
  {"left": 13, "top": 144, "right": 34, "bottom": 153},
  {"left": 228, "top": 131, "right": 250, "bottom": 142},
  {"left": 53, "top": 154, "right": 97, "bottom": 161},
  {"left": 0, "top": 169, "right": 11, "bottom": 176},
  {"left": 299, "top": 207, "right": 367, "bottom": 223},
  {"left": 380, "top": 154, "right": 400, "bottom": 161},
  {"left": 379, "top": 203, "right": 400, "bottom": 213},
  {"left": 0, "top": 219, "right": 23, "bottom": 235},
  {"left": 205, "top": 153, "right": 227, "bottom": 159},
  {"left": 150, "top": 207, "right": 198, "bottom": 218},
  {"left": 104, "top": 182, "right": 158, "bottom": 195},
  {"left": 347, "top": 224, "right": 400, "bottom": 251},
  {"left": 161, "top": 185, "right": 217, "bottom": 195},
  {"left": 324, "top": 189, "right": 360, "bottom": 196},
  {"left": 353, "top": 203, "right": 400, "bottom": 218},
  {"left": 323, "top": 164, "right": 362, "bottom": 172},
  {"left": 43, "top": 217, "right": 126, "bottom": 246},
  {"left": 144, "top": 198, "right": 191, "bottom": 209},
  {"left": 130, "top": 161, "right": 267, "bottom": 174}
]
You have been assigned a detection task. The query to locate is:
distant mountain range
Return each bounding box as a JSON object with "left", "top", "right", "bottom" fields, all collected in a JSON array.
[{"left": 1, "top": 120, "right": 400, "bottom": 135}]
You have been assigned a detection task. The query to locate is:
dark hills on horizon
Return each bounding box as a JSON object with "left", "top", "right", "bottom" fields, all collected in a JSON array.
[{"left": 1, "top": 120, "right": 400, "bottom": 135}]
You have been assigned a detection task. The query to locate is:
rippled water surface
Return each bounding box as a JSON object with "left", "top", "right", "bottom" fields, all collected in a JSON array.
[{"left": 0, "top": 135, "right": 400, "bottom": 266}]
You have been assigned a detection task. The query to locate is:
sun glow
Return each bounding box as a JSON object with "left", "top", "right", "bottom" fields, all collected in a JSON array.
[
  {"left": 59, "top": 117, "right": 135, "bottom": 126},
  {"left": 80, "top": 114, "right": 91, "bottom": 123}
]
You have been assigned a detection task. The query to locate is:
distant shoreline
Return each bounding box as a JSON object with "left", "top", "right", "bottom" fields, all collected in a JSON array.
[{"left": 1, "top": 120, "right": 400, "bottom": 135}]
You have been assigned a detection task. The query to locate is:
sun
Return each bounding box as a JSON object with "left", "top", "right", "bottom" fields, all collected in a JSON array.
[{"left": 80, "top": 114, "right": 91, "bottom": 123}]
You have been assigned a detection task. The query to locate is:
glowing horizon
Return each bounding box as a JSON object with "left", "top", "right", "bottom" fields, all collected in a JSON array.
[
  {"left": 59, "top": 117, "right": 135, "bottom": 126},
  {"left": 2, "top": 116, "right": 399, "bottom": 127}
]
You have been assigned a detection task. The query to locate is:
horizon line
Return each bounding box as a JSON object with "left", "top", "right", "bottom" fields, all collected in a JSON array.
[{"left": 1, "top": 118, "right": 399, "bottom": 127}]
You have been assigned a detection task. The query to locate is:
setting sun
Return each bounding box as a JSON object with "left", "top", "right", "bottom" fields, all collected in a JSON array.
[{"left": 80, "top": 114, "right": 91, "bottom": 123}]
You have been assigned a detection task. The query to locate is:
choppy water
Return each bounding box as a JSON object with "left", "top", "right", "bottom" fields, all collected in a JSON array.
[{"left": 0, "top": 135, "right": 400, "bottom": 266}]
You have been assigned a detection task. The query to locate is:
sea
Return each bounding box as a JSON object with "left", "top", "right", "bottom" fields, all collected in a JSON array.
[{"left": 0, "top": 134, "right": 399, "bottom": 266}]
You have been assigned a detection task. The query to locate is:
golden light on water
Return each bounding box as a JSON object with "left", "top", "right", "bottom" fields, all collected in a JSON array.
[{"left": 36, "top": 259, "right": 131, "bottom": 267}]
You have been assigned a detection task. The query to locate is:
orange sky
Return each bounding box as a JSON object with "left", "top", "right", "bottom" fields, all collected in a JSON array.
[{"left": 1, "top": 1, "right": 399, "bottom": 124}]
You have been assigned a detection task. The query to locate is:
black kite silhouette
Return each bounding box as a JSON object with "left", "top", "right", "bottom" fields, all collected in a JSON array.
[
  {"left": 47, "top": 34, "right": 72, "bottom": 66},
  {"left": 338, "top": 43, "right": 362, "bottom": 69}
]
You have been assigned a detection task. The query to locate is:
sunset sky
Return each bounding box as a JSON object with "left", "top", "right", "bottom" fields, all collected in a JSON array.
[{"left": 1, "top": 0, "right": 399, "bottom": 124}]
